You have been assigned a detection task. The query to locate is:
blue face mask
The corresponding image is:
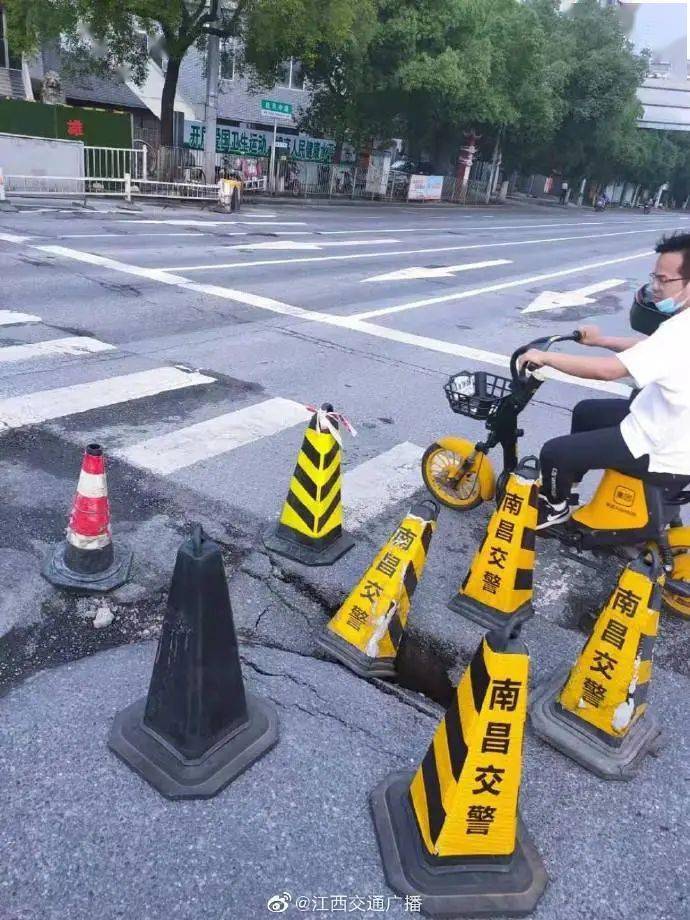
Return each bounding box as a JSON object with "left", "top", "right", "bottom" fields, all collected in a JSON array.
[{"left": 656, "top": 296, "right": 685, "bottom": 315}]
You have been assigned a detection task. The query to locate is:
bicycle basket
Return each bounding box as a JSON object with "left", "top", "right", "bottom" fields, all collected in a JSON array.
[{"left": 444, "top": 371, "right": 513, "bottom": 420}]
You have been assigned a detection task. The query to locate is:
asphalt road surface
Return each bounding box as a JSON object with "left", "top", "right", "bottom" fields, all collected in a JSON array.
[{"left": 0, "top": 197, "right": 688, "bottom": 920}]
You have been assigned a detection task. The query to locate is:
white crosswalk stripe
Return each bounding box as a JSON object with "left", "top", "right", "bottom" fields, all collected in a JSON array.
[
  {"left": 116, "top": 397, "right": 312, "bottom": 475},
  {"left": 343, "top": 442, "right": 425, "bottom": 526},
  {"left": 0, "top": 310, "right": 41, "bottom": 326},
  {"left": 0, "top": 336, "right": 115, "bottom": 364},
  {"left": 0, "top": 366, "right": 215, "bottom": 430},
  {"left": 0, "top": 314, "right": 428, "bottom": 527}
]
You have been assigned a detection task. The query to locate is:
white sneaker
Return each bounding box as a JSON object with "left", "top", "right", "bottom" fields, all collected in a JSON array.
[{"left": 536, "top": 495, "right": 572, "bottom": 531}]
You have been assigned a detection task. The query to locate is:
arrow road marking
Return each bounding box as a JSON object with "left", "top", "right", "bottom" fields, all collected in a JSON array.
[
  {"left": 522, "top": 279, "right": 627, "bottom": 314},
  {"left": 363, "top": 259, "right": 512, "bottom": 282}
]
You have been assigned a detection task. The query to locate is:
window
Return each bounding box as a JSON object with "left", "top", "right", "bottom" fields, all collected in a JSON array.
[
  {"left": 219, "top": 38, "right": 237, "bottom": 81},
  {"left": 278, "top": 58, "right": 306, "bottom": 91}
]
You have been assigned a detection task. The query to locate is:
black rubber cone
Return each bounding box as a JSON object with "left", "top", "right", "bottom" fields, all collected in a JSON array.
[{"left": 108, "top": 526, "right": 278, "bottom": 799}]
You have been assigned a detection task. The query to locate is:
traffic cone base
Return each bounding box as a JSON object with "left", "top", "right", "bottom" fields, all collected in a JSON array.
[
  {"left": 529, "top": 665, "right": 663, "bottom": 781},
  {"left": 108, "top": 691, "right": 278, "bottom": 800},
  {"left": 263, "top": 524, "right": 355, "bottom": 567},
  {"left": 448, "top": 595, "right": 534, "bottom": 632},
  {"left": 44, "top": 541, "right": 132, "bottom": 592},
  {"left": 108, "top": 527, "right": 279, "bottom": 799},
  {"left": 317, "top": 628, "right": 397, "bottom": 679},
  {"left": 370, "top": 770, "right": 547, "bottom": 918}
]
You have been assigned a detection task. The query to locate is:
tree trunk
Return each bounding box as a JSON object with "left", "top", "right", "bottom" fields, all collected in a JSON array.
[{"left": 160, "top": 57, "right": 182, "bottom": 147}]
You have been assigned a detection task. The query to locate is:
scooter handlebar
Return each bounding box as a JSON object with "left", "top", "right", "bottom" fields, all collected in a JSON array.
[{"left": 510, "top": 330, "right": 582, "bottom": 383}]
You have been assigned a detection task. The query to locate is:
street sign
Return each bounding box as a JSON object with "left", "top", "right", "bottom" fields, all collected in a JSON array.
[{"left": 261, "top": 99, "right": 293, "bottom": 118}]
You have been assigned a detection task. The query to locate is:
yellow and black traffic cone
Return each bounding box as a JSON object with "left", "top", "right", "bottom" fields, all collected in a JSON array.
[
  {"left": 108, "top": 525, "right": 279, "bottom": 799},
  {"left": 370, "top": 609, "right": 547, "bottom": 917},
  {"left": 530, "top": 553, "right": 663, "bottom": 780},
  {"left": 264, "top": 403, "right": 355, "bottom": 566},
  {"left": 449, "top": 457, "right": 539, "bottom": 630},
  {"left": 317, "top": 500, "right": 439, "bottom": 679}
]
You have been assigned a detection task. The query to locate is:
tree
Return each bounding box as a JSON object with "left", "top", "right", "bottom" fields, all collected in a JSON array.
[
  {"left": 504, "top": 0, "right": 648, "bottom": 183},
  {"left": 5, "top": 0, "right": 370, "bottom": 146},
  {"left": 303, "top": 0, "right": 562, "bottom": 173}
]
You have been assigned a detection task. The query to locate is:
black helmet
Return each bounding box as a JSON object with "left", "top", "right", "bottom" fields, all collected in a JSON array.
[{"left": 630, "top": 284, "right": 670, "bottom": 335}]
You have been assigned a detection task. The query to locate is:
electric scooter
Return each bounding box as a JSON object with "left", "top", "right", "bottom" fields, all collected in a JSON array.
[{"left": 421, "top": 332, "right": 690, "bottom": 617}]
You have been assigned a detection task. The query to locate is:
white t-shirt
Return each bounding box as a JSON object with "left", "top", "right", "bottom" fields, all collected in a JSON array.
[{"left": 618, "top": 306, "right": 690, "bottom": 475}]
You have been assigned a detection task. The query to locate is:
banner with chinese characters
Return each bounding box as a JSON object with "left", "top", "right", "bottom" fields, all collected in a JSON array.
[{"left": 184, "top": 121, "right": 336, "bottom": 163}]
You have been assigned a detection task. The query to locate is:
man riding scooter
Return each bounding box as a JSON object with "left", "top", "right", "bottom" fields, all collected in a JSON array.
[{"left": 519, "top": 231, "right": 690, "bottom": 530}]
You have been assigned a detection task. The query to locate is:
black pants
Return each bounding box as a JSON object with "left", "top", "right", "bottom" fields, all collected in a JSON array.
[{"left": 540, "top": 398, "right": 686, "bottom": 503}]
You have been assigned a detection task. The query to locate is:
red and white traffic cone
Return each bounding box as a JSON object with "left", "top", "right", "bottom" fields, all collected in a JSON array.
[{"left": 43, "top": 443, "right": 132, "bottom": 591}]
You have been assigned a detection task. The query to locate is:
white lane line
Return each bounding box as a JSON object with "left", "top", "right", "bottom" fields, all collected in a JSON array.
[
  {"left": 320, "top": 220, "right": 641, "bottom": 235},
  {"left": 116, "top": 397, "right": 312, "bottom": 475},
  {"left": 0, "top": 367, "right": 215, "bottom": 430},
  {"left": 25, "top": 241, "right": 632, "bottom": 396},
  {"left": 114, "top": 219, "right": 306, "bottom": 227},
  {"left": 342, "top": 319, "right": 632, "bottom": 396},
  {"left": 363, "top": 260, "right": 512, "bottom": 282},
  {"left": 237, "top": 221, "right": 309, "bottom": 226},
  {"left": 344, "top": 442, "right": 425, "bottom": 527},
  {"left": 35, "top": 245, "right": 316, "bottom": 319},
  {"left": 227, "top": 238, "right": 400, "bottom": 252},
  {"left": 353, "top": 251, "right": 650, "bottom": 320},
  {"left": 0, "top": 310, "right": 41, "bottom": 326},
  {"left": 0, "top": 336, "right": 115, "bottom": 364},
  {"left": 58, "top": 232, "right": 201, "bottom": 239},
  {"left": 160, "top": 227, "right": 670, "bottom": 272}
]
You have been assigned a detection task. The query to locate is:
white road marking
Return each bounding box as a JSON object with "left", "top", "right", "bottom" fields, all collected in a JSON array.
[
  {"left": 0, "top": 366, "right": 215, "bottom": 431},
  {"left": 116, "top": 397, "right": 312, "bottom": 475},
  {"left": 349, "top": 319, "right": 632, "bottom": 395},
  {"left": 522, "top": 279, "right": 627, "bottom": 314},
  {"left": 161, "top": 227, "right": 670, "bottom": 272},
  {"left": 344, "top": 442, "right": 425, "bottom": 526},
  {"left": 227, "top": 238, "right": 400, "bottom": 252},
  {"left": 0, "top": 310, "right": 41, "bottom": 326},
  {"left": 19, "top": 240, "right": 632, "bottom": 396},
  {"left": 236, "top": 221, "right": 309, "bottom": 226},
  {"left": 58, "top": 232, "right": 200, "bottom": 239},
  {"left": 363, "top": 259, "right": 512, "bottom": 282},
  {"left": 353, "top": 252, "right": 650, "bottom": 320},
  {"left": 115, "top": 219, "right": 306, "bottom": 227},
  {"left": 0, "top": 232, "right": 30, "bottom": 243},
  {"left": 318, "top": 218, "right": 680, "bottom": 235},
  {"left": 0, "top": 336, "right": 115, "bottom": 364}
]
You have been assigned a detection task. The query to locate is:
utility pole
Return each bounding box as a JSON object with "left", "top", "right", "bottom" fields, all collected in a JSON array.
[{"left": 204, "top": 15, "right": 220, "bottom": 187}]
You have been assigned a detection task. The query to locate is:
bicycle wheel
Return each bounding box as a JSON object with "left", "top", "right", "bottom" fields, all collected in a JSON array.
[{"left": 421, "top": 442, "right": 486, "bottom": 511}]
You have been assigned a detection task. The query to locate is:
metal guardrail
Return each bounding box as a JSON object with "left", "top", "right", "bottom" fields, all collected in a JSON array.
[
  {"left": 4, "top": 175, "right": 126, "bottom": 197},
  {"left": 85, "top": 146, "right": 146, "bottom": 181},
  {"left": 3, "top": 174, "right": 219, "bottom": 202},
  {"left": 129, "top": 178, "right": 219, "bottom": 200},
  {"left": 243, "top": 176, "right": 267, "bottom": 192}
]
